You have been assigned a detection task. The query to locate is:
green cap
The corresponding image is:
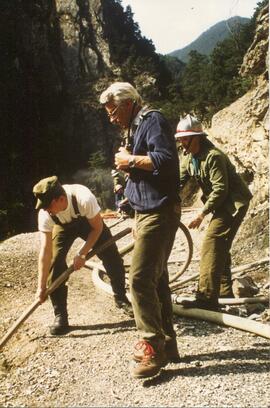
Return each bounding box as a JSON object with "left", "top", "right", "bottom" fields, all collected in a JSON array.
[{"left": 33, "top": 176, "right": 63, "bottom": 210}]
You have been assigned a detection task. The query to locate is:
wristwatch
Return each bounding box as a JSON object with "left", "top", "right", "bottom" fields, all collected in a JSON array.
[
  {"left": 77, "top": 253, "right": 86, "bottom": 259},
  {"left": 128, "top": 156, "right": 136, "bottom": 168}
]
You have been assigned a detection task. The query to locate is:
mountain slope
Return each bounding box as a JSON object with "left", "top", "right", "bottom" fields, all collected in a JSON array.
[{"left": 169, "top": 16, "right": 249, "bottom": 62}]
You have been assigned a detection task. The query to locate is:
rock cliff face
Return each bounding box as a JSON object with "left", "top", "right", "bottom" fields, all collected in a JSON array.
[
  {"left": 1, "top": 0, "right": 159, "bottom": 236},
  {"left": 55, "top": 0, "right": 126, "bottom": 83},
  {"left": 1, "top": 0, "right": 159, "bottom": 180},
  {"left": 209, "top": 5, "right": 269, "bottom": 260}
]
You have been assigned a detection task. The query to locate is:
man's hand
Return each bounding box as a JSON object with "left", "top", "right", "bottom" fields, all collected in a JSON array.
[
  {"left": 36, "top": 287, "right": 47, "bottom": 304},
  {"left": 115, "top": 147, "right": 131, "bottom": 170},
  {"left": 188, "top": 213, "right": 205, "bottom": 229},
  {"left": 73, "top": 254, "right": 86, "bottom": 271}
]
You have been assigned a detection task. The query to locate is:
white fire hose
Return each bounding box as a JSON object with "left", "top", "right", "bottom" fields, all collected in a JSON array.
[{"left": 88, "top": 261, "right": 270, "bottom": 340}]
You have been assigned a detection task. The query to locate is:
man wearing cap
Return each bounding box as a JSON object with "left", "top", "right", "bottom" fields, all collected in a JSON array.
[
  {"left": 100, "top": 82, "right": 181, "bottom": 379},
  {"left": 33, "top": 176, "right": 132, "bottom": 335},
  {"left": 175, "top": 114, "right": 252, "bottom": 311}
]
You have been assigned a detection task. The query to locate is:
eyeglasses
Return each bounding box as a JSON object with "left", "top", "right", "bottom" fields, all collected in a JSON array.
[{"left": 107, "top": 104, "right": 121, "bottom": 120}]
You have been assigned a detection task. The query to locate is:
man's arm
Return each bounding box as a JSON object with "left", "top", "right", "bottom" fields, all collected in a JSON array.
[
  {"left": 189, "top": 154, "right": 228, "bottom": 229},
  {"left": 179, "top": 154, "right": 191, "bottom": 190},
  {"left": 73, "top": 212, "right": 103, "bottom": 270},
  {"left": 201, "top": 153, "right": 228, "bottom": 215},
  {"left": 115, "top": 147, "right": 154, "bottom": 171},
  {"left": 37, "top": 231, "right": 53, "bottom": 303}
]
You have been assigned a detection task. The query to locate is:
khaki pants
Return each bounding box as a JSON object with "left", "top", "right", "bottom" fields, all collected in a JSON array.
[
  {"left": 129, "top": 205, "right": 179, "bottom": 347},
  {"left": 198, "top": 205, "right": 249, "bottom": 304}
]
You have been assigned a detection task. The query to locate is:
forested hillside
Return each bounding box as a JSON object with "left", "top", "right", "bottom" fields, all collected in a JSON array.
[
  {"left": 0, "top": 0, "right": 268, "bottom": 239},
  {"left": 169, "top": 16, "right": 249, "bottom": 62}
]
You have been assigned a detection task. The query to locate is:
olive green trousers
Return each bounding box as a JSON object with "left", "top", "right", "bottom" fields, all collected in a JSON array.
[
  {"left": 129, "top": 205, "right": 179, "bottom": 347},
  {"left": 198, "top": 205, "right": 249, "bottom": 305},
  {"left": 48, "top": 218, "right": 126, "bottom": 308}
]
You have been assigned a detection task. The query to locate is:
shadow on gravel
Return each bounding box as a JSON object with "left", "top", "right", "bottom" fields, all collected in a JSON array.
[
  {"left": 174, "top": 317, "right": 225, "bottom": 336},
  {"left": 142, "top": 348, "right": 270, "bottom": 387},
  {"left": 180, "top": 347, "right": 270, "bottom": 363},
  {"left": 46, "top": 319, "right": 136, "bottom": 338}
]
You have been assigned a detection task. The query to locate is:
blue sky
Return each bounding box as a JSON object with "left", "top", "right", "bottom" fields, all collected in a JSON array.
[{"left": 121, "top": 0, "right": 260, "bottom": 54}]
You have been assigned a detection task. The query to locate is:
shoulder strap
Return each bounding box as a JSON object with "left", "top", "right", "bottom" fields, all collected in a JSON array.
[
  {"left": 71, "top": 194, "right": 80, "bottom": 216},
  {"left": 50, "top": 214, "right": 63, "bottom": 226},
  {"left": 139, "top": 109, "right": 161, "bottom": 121},
  {"left": 50, "top": 194, "right": 80, "bottom": 226}
]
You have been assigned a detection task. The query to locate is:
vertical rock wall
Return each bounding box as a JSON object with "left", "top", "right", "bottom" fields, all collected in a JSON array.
[{"left": 209, "top": 6, "right": 269, "bottom": 261}]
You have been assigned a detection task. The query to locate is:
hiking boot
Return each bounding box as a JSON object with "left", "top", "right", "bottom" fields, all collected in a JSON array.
[
  {"left": 49, "top": 314, "right": 70, "bottom": 335},
  {"left": 165, "top": 336, "right": 181, "bottom": 363},
  {"left": 133, "top": 337, "right": 180, "bottom": 364},
  {"left": 49, "top": 285, "right": 69, "bottom": 335},
  {"left": 219, "top": 291, "right": 234, "bottom": 299},
  {"left": 130, "top": 340, "right": 167, "bottom": 379},
  {"left": 180, "top": 298, "right": 220, "bottom": 311},
  {"left": 114, "top": 295, "right": 134, "bottom": 317}
]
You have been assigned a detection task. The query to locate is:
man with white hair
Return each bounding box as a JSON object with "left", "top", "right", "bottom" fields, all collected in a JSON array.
[
  {"left": 175, "top": 114, "right": 252, "bottom": 311},
  {"left": 100, "top": 82, "right": 181, "bottom": 379}
]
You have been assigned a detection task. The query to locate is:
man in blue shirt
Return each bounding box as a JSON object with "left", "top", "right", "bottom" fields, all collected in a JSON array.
[{"left": 100, "top": 82, "right": 181, "bottom": 378}]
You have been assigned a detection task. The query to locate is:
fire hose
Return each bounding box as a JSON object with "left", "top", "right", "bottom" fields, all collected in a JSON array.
[{"left": 89, "top": 262, "right": 270, "bottom": 340}]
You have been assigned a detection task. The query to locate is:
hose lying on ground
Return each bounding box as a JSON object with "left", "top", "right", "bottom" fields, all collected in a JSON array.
[
  {"left": 89, "top": 261, "right": 270, "bottom": 340},
  {"left": 170, "top": 257, "right": 270, "bottom": 292},
  {"left": 171, "top": 294, "right": 269, "bottom": 305},
  {"left": 173, "top": 304, "right": 270, "bottom": 340}
]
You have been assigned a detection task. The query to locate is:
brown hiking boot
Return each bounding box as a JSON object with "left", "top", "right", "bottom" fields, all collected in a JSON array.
[
  {"left": 133, "top": 337, "right": 180, "bottom": 364},
  {"left": 165, "top": 336, "right": 181, "bottom": 363},
  {"left": 130, "top": 340, "right": 167, "bottom": 379},
  {"left": 180, "top": 298, "right": 220, "bottom": 311}
]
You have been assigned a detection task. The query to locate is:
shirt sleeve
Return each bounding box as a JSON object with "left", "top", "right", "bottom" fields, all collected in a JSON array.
[
  {"left": 38, "top": 209, "right": 55, "bottom": 232},
  {"left": 202, "top": 153, "right": 229, "bottom": 215},
  {"left": 146, "top": 114, "right": 177, "bottom": 175},
  {"left": 179, "top": 155, "right": 191, "bottom": 189},
  {"left": 77, "top": 187, "right": 101, "bottom": 219}
]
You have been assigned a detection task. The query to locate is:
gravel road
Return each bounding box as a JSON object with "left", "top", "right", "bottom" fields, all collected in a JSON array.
[{"left": 0, "top": 215, "right": 269, "bottom": 407}]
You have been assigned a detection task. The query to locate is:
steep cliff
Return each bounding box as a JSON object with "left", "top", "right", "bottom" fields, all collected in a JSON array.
[
  {"left": 0, "top": 0, "right": 164, "bottom": 237},
  {"left": 209, "top": 5, "right": 269, "bottom": 261}
]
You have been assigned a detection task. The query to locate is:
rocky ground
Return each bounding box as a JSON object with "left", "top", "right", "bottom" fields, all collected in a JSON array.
[{"left": 0, "top": 212, "right": 269, "bottom": 408}]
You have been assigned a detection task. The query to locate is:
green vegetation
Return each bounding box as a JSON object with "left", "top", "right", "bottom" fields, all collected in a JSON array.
[
  {"left": 102, "top": 0, "right": 267, "bottom": 127},
  {"left": 158, "top": 3, "right": 265, "bottom": 125},
  {"left": 86, "top": 151, "right": 115, "bottom": 210},
  {"left": 0, "top": 0, "right": 267, "bottom": 238},
  {"left": 169, "top": 16, "right": 249, "bottom": 63}
]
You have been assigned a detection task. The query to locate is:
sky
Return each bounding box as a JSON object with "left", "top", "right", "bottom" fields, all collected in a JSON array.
[{"left": 120, "top": 0, "right": 260, "bottom": 54}]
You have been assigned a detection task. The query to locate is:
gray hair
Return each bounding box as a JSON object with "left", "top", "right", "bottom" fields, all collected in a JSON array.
[{"left": 99, "top": 82, "right": 142, "bottom": 106}]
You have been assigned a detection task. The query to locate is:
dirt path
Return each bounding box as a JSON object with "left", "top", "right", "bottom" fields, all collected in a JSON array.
[{"left": 0, "top": 215, "right": 269, "bottom": 407}]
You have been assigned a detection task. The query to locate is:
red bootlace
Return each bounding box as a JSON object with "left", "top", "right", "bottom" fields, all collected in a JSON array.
[{"left": 135, "top": 340, "right": 156, "bottom": 358}]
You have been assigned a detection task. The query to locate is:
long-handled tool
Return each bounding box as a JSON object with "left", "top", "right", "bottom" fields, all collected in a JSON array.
[{"left": 0, "top": 227, "right": 131, "bottom": 350}]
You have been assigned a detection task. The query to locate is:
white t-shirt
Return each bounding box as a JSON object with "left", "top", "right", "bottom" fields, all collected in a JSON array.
[{"left": 38, "top": 184, "right": 101, "bottom": 232}]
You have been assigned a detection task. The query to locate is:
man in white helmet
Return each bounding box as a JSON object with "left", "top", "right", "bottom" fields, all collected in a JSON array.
[{"left": 175, "top": 114, "right": 252, "bottom": 311}]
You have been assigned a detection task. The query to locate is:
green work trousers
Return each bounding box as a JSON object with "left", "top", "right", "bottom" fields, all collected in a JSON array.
[
  {"left": 198, "top": 205, "right": 249, "bottom": 305},
  {"left": 48, "top": 218, "right": 126, "bottom": 308},
  {"left": 129, "top": 205, "right": 179, "bottom": 347}
]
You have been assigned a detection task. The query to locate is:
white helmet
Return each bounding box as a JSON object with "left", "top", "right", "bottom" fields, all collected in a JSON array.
[{"left": 175, "top": 114, "right": 205, "bottom": 139}]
